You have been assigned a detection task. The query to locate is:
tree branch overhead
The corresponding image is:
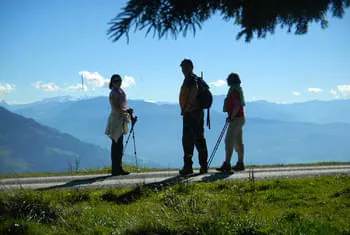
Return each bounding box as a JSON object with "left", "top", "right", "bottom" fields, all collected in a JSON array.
[{"left": 107, "top": 0, "right": 350, "bottom": 42}]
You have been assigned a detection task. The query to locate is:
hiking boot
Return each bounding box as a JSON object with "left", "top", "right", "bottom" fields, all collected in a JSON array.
[
  {"left": 112, "top": 169, "right": 130, "bottom": 176},
  {"left": 179, "top": 167, "right": 193, "bottom": 175},
  {"left": 216, "top": 162, "right": 231, "bottom": 172},
  {"left": 232, "top": 161, "right": 245, "bottom": 171},
  {"left": 199, "top": 167, "right": 208, "bottom": 174}
]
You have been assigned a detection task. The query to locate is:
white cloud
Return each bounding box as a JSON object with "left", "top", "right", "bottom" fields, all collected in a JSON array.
[
  {"left": 78, "top": 71, "right": 136, "bottom": 89},
  {"left": 337, "top": 85, "right": 350, "bottom": 97},
  {"left": 209, "top": 80, "right": 226, "bottom": 87},
  {"left": 79, "top": 71, "right": 109, "bottom": 88},
  {"left": 33, "top": 81, "right": 60, "bottom": 92},
  {"left": 0, "top": 83, "right": 16, "bottom": 95},
  {"left": 292, "top": 91, "right": 301, "bottom": 96},
  {"left": 31, "top": 71, "right": 137, "bottom": 95},
  {"left": 121, "top": 75, "right": 136, "bottom": 88},
  {"left": 308, "top": 88, "right": 323, "bottom": 93},
  {"left": 329, "top": 89, "right": 337, "bottom": 96},
  {"left": 65, "top": 83, "right": 88, "bottom": 92}
]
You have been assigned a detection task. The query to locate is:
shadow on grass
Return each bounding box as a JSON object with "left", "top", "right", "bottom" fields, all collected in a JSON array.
[
  {"left": 36, "top": 171, "right": 233, "bottom": 204},
  {"left": 100, "top": 174, "right": 190, "bottom": 205},
  {"left": 102, "top": 172, "right": 233, "bottom": 205},
  {"left": 37, "top": 175, "right": 111, "bottom": 190}
]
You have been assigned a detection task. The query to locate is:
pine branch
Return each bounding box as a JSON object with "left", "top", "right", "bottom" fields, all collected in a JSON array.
[{"left": 107, "top": 0, "right": 350, "bottom": 43}]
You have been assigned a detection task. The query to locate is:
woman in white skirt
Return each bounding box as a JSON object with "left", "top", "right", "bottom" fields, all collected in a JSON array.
[{"left": 105, "top": 74, "right": 132, "bottom": 175}]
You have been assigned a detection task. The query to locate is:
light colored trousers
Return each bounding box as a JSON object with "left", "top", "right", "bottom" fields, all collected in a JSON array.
[{"left": 225, "top": 117, "right": 245, "bottom": 163}]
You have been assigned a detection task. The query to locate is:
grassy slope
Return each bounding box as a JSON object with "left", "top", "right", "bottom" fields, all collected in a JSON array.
[{"left": 0, "top": 175, "right": 349, "bottom": 234}]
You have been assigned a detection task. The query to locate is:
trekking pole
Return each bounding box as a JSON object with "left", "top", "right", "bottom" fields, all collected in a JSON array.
[
  {"left": 123, "top": 114, "right": 137, "bottom": 158},
  {"left": 131, "top": 127, "right": 139, "bottom": 172},
  {"left": 124, "top": 120, "right": 135, "bottom": 152},
  {"left": 208, "top": 121, "right": 229, "bottom": 167}
]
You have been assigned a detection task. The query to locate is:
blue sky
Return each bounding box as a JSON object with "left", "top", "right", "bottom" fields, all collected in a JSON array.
[{"left": 1, "top": 0, "right": 349, "bottom": 104}]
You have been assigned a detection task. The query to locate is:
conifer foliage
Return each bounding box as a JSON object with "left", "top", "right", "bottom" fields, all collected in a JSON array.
[{"left": 108, "top": 0, "right": 349, "bottom": 42}]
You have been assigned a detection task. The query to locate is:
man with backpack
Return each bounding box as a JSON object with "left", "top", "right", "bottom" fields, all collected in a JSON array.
[{"left": 179, "top": 59, "right": 210, "bottom": 175}]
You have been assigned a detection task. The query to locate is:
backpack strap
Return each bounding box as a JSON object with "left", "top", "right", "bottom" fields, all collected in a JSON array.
[
  {"left": 199, "top": 71, "right": 211, "bottom": 129},
  {"left": 206, "top": 108, "right": 211, "bottom": 129}
]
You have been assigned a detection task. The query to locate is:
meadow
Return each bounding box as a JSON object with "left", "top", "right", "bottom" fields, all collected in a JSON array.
[{"left": 1, "top": 169, "right": 349, "bottom": 234}]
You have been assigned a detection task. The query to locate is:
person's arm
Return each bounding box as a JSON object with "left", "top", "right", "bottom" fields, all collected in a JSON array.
[{"left": 179, "top": 85, "right": 189, "bottom": 115}]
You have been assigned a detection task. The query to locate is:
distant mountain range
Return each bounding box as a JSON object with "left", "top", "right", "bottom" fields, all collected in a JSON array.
[
  {"left": 212, "top": 96, "right": 350, "bottom": 124},
  {"left": 2, "top": 97, "right": 349, "bottom": 169},
  {"left": 0, "top": 106, "right": 111, "bottom": 174},
  {"left": 6, "top": 96, "right": 350, "bottom": 124}
]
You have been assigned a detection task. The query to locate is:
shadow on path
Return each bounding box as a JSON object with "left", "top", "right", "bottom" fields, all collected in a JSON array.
[
  {"left": 201, "top": 172, "right": 233, "bottom": 182},
  {"left": 37, "top": 175, "right": 111, "bottom": 190}
]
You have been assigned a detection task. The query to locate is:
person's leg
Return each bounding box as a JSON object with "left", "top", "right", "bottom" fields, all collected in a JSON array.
[
  {"left": 193, "top": 110, "right": 208, "bottom": 173},
  {"left": 224, "top": 122, "right": 235, "bottom": 164},
  {"left": 111, "top": 139, "right": 118, "bottom": 175},
  {"left": 113, "top": 135, "right": 129, "bottom": 175},
  {"left": 232, "top": 118, "right": 245, "bottom": 171},
  {"left": 116, "top": 135, "right": 124, "bottom": 168},
  {"left": 180, "top": 113, "right": 195, "bottom": 174},
  {"left": 236, "top": 129, "right": 244, "bottom": 163}
]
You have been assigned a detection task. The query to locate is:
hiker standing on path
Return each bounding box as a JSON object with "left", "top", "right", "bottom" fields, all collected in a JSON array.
[
  {"left": 217, "top": 73, "right": 246, "bottom": 172},
  {"left": 105, "top": 74, "right": 134, "bottom": 176},
  {"left": 179, "top": 59, "right": 209, "bottom": 175}
]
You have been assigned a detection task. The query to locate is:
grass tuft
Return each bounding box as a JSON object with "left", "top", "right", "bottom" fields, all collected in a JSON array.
[
  {"left": 0, "top": 191, "right": 61, "bottom": 224},
  {"left": 64, "top": 189, "right": 90, "bottom": 204},
  {"left": 331, "top": 187, "right": 350, "bottom": 198},
  {"left": 0, "top": 221, "right": 31, "bottom": 235}
]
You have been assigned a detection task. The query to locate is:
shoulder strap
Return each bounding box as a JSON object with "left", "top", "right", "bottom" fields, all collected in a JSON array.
[{"left": 206, "top": 108, "right": 211, "bottom": 129}]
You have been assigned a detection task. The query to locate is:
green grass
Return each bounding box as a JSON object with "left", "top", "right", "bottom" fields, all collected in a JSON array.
[{"left": 1, "top": 175, "right": 349, "bottom": 234}]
